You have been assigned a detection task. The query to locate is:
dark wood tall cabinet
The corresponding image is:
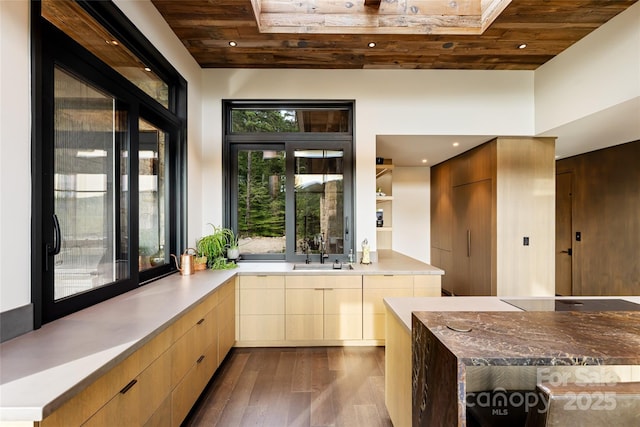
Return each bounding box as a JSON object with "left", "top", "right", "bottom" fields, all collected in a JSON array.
[
  {"left": 451, "top": 180, "right": 492, "bottom": 295},
  {"left": 431, "top": 137, "right": 556, "bottom": 296}
]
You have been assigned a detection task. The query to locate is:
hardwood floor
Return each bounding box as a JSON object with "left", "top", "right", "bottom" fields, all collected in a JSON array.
[{"left": 183, "top": 347, "right": 393, "bottom": 427}]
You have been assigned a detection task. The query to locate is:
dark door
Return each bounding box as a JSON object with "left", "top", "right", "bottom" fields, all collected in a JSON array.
[
  {"left": 452, "top": 180, "right": 492, "bottom": 295},
  {"left": 556, "top": 172, "right": 573, "bottom": 295}
]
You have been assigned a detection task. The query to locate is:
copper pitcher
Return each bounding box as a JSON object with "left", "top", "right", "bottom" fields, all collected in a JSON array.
[{"left": 171, "top": 248, "right": 197, "bottom": 275}]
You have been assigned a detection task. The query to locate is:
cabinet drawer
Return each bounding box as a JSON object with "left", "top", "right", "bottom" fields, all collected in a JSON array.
[
  {"left": 240, "top": 288, "right": 284, "bottom": 315},
  {"left": 171, "top": 343, "right": 216, "bottom": 427},
  {"left": 170, "top": 305, "right": 217, "bottom": 388},
  {"left": 41, "top": 344, "right": 146, "bottom": 426},
  {"left": 363, "top": 275, "right": 413, "bottom": 289},
  {"left": 239, "top": 275, "right": 284, "bottom": 289},
  {"left": 84, "top": 347, "right": 171, "bottom": 427},
  {"left": 286, "top": 275, "right": 361, "bottom": 289}
]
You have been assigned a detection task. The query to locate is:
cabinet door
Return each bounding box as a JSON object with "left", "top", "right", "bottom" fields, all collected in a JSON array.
[
  {"left": 285, "top": 288, "right": 324, "bottom": 340},
  {"left": 452, "top": 180, "right": 492, "bottom": 296},
  {"left": 362, "top": 275, "right": 412, "bottom": 340},
  {"left": 413, "top": 275, "right": 441, "bottom": 297},
  {"left": 239, "top": 275, "right": 285, "bottom": 341},
  {"left": 324, "top": 288, "right": 362, "bottom": 340}
]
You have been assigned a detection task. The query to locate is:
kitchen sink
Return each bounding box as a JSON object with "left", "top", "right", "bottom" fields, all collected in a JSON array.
[{"left": 293, "top": 263, "right": 354, "bottom": 271}]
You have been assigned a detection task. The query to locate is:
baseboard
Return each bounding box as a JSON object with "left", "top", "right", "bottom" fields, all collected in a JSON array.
[{"left": 0, "top": 304, "right": 34, "bottom": 343}]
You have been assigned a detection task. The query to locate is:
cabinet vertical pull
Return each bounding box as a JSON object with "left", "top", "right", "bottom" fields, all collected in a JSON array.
[
  {"left": 120, "top": 379, "right": 137, "bottom": 394},
  {"left": 467, "top": 229, "right": 471, "bottom": 257},
  {"left": 197, "top": 355, "right": 205, "bottom": 364}
]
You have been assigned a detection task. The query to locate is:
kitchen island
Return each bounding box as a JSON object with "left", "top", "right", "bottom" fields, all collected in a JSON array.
[{"left": 384, "top": 296, "right": 640, "bottom": 427}]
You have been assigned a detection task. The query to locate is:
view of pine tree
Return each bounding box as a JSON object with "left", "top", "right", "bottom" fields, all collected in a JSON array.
[
  {"left": 233, "top": 109, "right": 294, "bottom": 239},
  {"left": 237, "top": 150, "right": 285, "bottom": 238},
  {"left": 231, "top": 109, "right": 299, "bottom": 133}
]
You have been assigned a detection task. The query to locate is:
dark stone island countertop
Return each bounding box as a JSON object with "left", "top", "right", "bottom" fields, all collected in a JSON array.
[{"left": 411, "top": 310, "right": 640, "bottom": 426}]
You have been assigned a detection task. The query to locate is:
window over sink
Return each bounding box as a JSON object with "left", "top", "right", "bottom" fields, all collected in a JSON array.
[{"left": 224, "top": 101, "right": 354, "bottom": 262}]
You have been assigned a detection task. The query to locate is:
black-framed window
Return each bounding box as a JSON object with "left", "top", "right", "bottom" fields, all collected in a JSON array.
[
  {"left": 223, "top": 101, "right": 355, "bottom": 262},
  {"left": 32, "top": 1, "right": 187, "bottom": 326}
]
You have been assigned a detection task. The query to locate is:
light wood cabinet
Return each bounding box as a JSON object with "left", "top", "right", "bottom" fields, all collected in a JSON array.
[
  {"left": 362, "top": 275, "right": 413, "bottom": 340},
  {"left": 39, "top": 278, "right": 235, "bottom": 427},
  {"left": 362, "top": 275, "right": 441, "bottom": 340},
  {"left": 385, "top": 306, "right": 412, "bottom": 427},
  {"left": 285, "top": 275, "right": 362, "bottom": 341},
  {"left": 413, "top": 275, "right": 442, "bottom": 297},
  {"left": 238, "top": 275, "right": 285, "bottom": 342},
  {"left": 218, "top": 278, "right": 235, "bottom": 362},
  {"left": 431, "top": 137, "right": 556, "bottom": 296}
]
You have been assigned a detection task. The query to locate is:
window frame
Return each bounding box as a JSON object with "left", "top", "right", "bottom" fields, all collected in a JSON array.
[
  {"left": 223, "top": 100, "right": 355, "bottom": 262},
  {"left": 31, "top": 1, "right": 187, "bottom": 327}
]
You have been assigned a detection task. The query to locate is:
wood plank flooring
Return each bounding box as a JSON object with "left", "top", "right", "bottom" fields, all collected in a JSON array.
[{"left": 183, "top": 347, "right": 393, "bottom": 427}]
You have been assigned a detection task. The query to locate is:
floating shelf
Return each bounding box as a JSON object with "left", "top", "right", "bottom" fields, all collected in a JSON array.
[
  {"left": 376, "top": 226, "right": 392, "bottom": 232},
  {"left": 375, "top": 164, "right": 394, "bottom": 178},
  {"left": 376, "top": 195, "right": 393, "bottom": 202}
]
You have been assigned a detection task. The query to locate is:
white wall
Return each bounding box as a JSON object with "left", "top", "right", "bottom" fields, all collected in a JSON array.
[
  {"left": 535, "top": 1, "right": 640, "bottom": 133},
  {"left": 392, "top": 167, "right": 431, "bottom": 263},
  {"left": 202, "top": 69, "right": 535, "bottom": 252},
  {"left": 0, "top": 0, "right": 32, "bottom": 313}
]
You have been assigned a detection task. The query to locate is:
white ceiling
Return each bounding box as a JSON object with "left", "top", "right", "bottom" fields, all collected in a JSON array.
[{"left": 377, "top": 96, "right": 640, "bottom": 167}]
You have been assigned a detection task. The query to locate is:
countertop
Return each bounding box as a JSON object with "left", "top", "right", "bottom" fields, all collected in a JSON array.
[
  {"left": 412, "top": 310, "right": 640, "bottom": 366},
  {"left": 236, "top": 250, "right": 444, "bottom": 275},
  {"left": 0, "top": 250, "right": 441, "bottom": 422},
  {"left": 384, "top": 295, "right": 640, "bottom": 333},
  {"left": 410, "top": 306, "right": 640, "bottom": 426}
]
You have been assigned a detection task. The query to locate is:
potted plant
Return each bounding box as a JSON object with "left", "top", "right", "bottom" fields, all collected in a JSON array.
[
  {"left": 226, "top": 229, "right": 240, "bottom": 261},
  {"left": 196, "top": 224, "right": 238, "bottom": 270}
]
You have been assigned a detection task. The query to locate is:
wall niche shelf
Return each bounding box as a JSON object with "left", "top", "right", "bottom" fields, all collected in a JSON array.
[{"left": 376, "top": 161, "right": 393, "bottom": 250}]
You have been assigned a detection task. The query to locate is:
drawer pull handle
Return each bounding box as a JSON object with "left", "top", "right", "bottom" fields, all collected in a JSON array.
[
  {"left": 120, "top": 379, "right": 137, "bottom": 394},
  {"left": 197, "top": 318, "right": 205, "bottom": 325},
  {"left": 197, "top": 355, "right": 205, "bottom": 364}
]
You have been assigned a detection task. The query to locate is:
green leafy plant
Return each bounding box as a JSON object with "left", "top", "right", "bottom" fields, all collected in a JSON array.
[{"left": 196, "top": 224, "right": 238, "bottom": 270}]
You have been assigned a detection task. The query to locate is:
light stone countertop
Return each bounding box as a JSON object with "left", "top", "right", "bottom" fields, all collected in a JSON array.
[
  {"left": 235, "top": 249, "right": 445, "bottom": 275},
  {"left": 0, "top": 250, "right": 441, "bottom": 422}
]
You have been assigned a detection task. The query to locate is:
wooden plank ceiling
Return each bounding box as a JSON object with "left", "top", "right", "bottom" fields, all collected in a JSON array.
[{"left": 150, "top": 0, "right": 637, "bottom": 70}]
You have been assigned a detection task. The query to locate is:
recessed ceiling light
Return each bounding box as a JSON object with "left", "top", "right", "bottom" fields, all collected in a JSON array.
[
  {"left": 518, "top": 43, "right": 527, "bottom": 49},
  {"left": 452, "top": 142, "right": 460, "bottom": 147},
  {"left": 368, "top": 42, "right": 376, "bottom": 48},
  {"left": 422, "top": 159, "right": 428, "bottom": 164},
  {"left": 105, "top": 40, "right": 119, "bottom": 46},
  {"left": 229, "top": 41, "right": 237, "bottom": 47},
  {"left": 144, "top": 67, "right": 152, "bottom": 72}
]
